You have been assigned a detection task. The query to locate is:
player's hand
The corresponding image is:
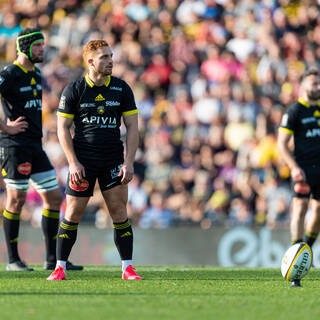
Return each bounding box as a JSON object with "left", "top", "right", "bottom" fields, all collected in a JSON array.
[
  {"left": 119, "top": 162, "right": 134, "bottom": 184},
  {"left": 5, "top": 117, "right": 28, "bottom": 135},
  {"left": 291, "top": 166, "right": 306, "bottom": 182},
  {"left": 69, "top": 161, "right": 86, "bottom": 186}
]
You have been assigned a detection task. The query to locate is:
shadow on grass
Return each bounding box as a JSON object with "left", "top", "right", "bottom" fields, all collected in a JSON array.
[
  {"left": 0, "top": 270, "right": 284, "bottom": 281},
  {"left": 0, "top": 291, "right": 253, "bottom": 297},
  {"left": 0, "top": 269, "right": 319, "bottom": 281},
  {"left": 0, "top": 291, "right": 145, "bottom": 296}
]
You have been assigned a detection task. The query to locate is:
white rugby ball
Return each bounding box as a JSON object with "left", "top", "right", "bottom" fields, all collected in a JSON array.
[{"left": 281, "top": 242, "right": 312, "bottom": 281}]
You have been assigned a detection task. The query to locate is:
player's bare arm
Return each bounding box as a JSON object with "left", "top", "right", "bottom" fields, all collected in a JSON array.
[
  {"left": 277, "top": 129, "right": 306, "bottom": 182},
  {"left": 57, "top": 115, "right": 85, "bottom": 185},
  {"left": 0, "top": 117, "right": 28, "bottom": 135},
  {"left": 120, "top": 113, "right": 139, "bottom": 184}
]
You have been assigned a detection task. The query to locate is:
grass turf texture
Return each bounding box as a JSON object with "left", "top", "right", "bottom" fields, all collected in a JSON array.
[{"left": 0, "top": 266, "right": 319, "bottom": 320}]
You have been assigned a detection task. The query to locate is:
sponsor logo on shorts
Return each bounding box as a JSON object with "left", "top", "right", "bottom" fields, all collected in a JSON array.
[
  {"left": 17, "top": 162, "right": 32, "bottom": 175},
  {"left": 69, "top": 179, "right": 89, "bottom": 192},
  {"left": 294, "top": 182, "right": 311, "bottom": 195},
  {"left": 110, "top": 165, "right": 122, "bottom": 179}
]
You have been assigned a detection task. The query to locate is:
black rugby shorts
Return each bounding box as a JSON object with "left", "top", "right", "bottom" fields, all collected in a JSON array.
[
  {"left": 65, "top": 162, "right": 123, "bottom": 197},
  {"left": 292, "top": 165, "right": 320, "bottom": 200},
  {"left": 0, "top": 144, "right": 53, "bottom": 179}
]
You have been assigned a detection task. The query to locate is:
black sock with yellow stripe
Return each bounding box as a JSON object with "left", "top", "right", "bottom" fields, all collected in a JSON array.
[
  {"left": 2, "top": 209, "right": 20, "bottom": 263},
  {"left": 41, "top": 209, "right": 60, "bottom": 264},
  {"left": 304, "top": 231, "right": 318, "bottom": 248},
  {"left": 57, "top": 218, "right": 78, "bottom": 261},
  {"left": 113, "top": 219, "right": 133, "bottom": 260}
]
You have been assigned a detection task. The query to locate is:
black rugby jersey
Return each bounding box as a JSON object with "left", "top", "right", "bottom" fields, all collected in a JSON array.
[
  {"left": 57, "top": 74, "right": 138, "bottom": 164},
  {"left": 0, "top": 61, "right": 43, "bottom": 146},
  {"left": 279, "top": 97, "right": 320, "bottom": 166}
]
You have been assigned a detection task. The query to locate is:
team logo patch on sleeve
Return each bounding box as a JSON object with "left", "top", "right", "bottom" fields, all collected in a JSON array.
[
  {"left": 59, "top": 96, "right": 66, "bottom": 109},
  {"left": 281, "top": 114, "right": 288, "bottom": 126},
  {"left": 69, "top": 179, "right": 89, "bottom": 191},
  {"left": 17, "top": 162, "right": 32, "bottom": 175}
]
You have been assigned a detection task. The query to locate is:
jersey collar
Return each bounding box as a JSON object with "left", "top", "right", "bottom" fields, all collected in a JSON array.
[
  {"left": 85, "top": 73, "right": 111, "bottom": 88},
  {"left": 13, "top": 61, "right": 35, "bottom": 73},
  {"left": 298, "top": 97, "right": 320, "bottom": 108}
]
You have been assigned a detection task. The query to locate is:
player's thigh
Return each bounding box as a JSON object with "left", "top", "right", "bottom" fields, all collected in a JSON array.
[
  {"left": 305, "top": 167, "right": 320, "bottom": 200},
  {"left": 65, "top": 172, "right": 96, "bottom": 197},
  {"left": 98, "top": 163, "right": 123, "bottom": 191},
  {"left": 5, "top": 188, "right": 27, "bottom": 211},
  {"left": 30, "top": 144, "right": 54, "bottom": 174},
  {"left": 291, "top": 197, "right": 309, "bottom": 218},
  {"left": 101, "top": 184, "right": 128, "bottom": 221},
  {"left": 38, "top": 188, "right": 63, "bottom": 210},
  {"left": 64, "top": 195, "right": 90, "bottom": 223}
]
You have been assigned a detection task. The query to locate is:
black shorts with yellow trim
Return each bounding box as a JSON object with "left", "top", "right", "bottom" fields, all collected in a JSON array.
[
  {"left": 65, "top": 162, "right": 123, "bottom": 197},
  {"left": 292, "top": 165, "right": 320, "bottom": 200}
]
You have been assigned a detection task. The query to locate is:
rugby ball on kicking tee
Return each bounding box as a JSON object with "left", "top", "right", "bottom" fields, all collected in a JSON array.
[{"left": 281, "top": 242, "right": 312, "bottom": 281}]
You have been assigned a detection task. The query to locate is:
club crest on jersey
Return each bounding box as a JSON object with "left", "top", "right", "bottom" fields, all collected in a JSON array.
[
  {"left": 314, "top": 110, "right": 320, "bottom": 117},
  {"left": 95, "top": 94, "right": 105, "bottom": 101},
  {"left": 69, "top": 179, "right": 89, "bottom": 192},
  {"left": 97, "top": 106, "right": 105, "bottom": 114},
  {"left": 17, "top": 162, "right": 32, "bottom": 175}
]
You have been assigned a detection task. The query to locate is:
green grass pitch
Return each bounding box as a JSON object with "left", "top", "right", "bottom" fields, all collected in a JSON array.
[{"left": 0, "top": 265, "right": 319, "bottom": 320}]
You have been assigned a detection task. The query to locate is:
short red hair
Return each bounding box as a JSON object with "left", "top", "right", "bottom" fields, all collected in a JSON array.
[{"left": 83, "top": 40, "right": 109, "bottom": 63}]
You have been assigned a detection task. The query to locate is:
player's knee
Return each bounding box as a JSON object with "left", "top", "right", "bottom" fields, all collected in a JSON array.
[
  {"left": 7, "top": 193, "right": 26, "bottom": 212},
  {"left": 49, "top": 190, "right": 63, "bottom": 207},
  {"left": 64, "top": 210, "right": 83, "bottom": 223},
  {"left": 293, "top": 198, "right": 308, "bottom": 213},
  {"left": 109, "top": 207, "right": 128, "bottom": 222},
  {"left": 41, "top": 188, "right": 63, "bottom": 208}
]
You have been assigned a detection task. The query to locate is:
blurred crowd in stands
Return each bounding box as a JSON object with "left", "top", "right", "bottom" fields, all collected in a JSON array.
[{"left": 0, "top": 0, "right": 318, "bottom": 229}]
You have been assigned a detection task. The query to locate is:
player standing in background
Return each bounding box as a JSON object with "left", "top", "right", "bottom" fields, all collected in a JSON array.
[
  {"left": 278, "top": 68, "right": 320, "bottom": 249},
  {"left": 47, "top": 40, "right": 142, "bottom": 280},
  {"left": 0, "top": 28, "right": 83, "bottom": 271}
]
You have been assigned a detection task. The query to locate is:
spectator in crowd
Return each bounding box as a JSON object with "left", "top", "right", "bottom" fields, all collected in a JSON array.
[{"left": 0, "top": 0, "right": 318, "bottom": 230}]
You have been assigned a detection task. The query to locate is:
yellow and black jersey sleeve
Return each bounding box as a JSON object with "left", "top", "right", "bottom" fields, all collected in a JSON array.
[
  {"left": 0, "top": 66, "right": 15, "bottom": 96},
  {"left": 57, "top": 81, "right": 79, "bottom": 120},
  {"left": 278, "top": 103, "right": 299, "bottom": 135},
  {"left": 121, "top": 80, "right": 138, "bottom": 117}
]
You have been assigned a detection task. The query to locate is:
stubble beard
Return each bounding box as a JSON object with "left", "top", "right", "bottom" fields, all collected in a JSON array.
[{"left": 307, "top": 90, "right": 320, "bottom": 101}]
